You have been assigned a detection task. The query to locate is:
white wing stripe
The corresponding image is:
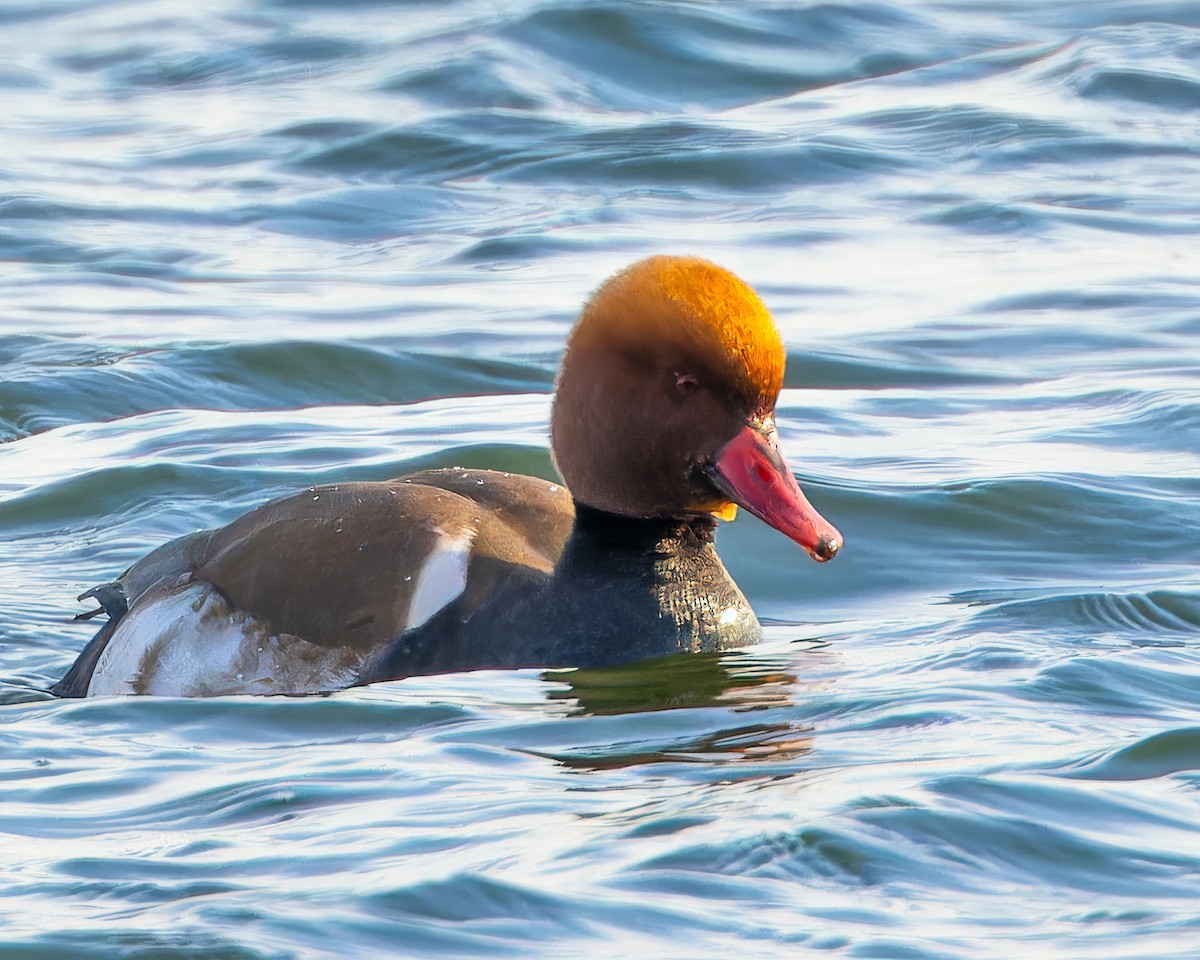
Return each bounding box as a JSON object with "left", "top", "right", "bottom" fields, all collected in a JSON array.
[{"left": 404, "top": 528, "right": 474, "bottom": 631}]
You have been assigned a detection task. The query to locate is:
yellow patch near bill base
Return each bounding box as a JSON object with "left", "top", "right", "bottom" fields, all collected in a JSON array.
[{"left": 711, "top": 502, "right": 738, "bottom": 522}]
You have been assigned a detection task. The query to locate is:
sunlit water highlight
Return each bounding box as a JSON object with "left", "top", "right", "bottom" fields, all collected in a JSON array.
[{"left": 2, "top": 1, "right": 1199, "bottom": 957}]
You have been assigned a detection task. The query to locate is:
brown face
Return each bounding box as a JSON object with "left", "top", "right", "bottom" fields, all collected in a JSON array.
[
  {"left": 553, "top": 328, "right": 760, "bottom": 517},
  {"left": 551, "top": 256, "right": 842, "bottom": 561}
]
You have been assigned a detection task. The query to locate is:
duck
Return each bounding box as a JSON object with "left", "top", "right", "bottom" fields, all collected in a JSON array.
[{"left": 51, "top": 255, "right": 841, "bottom": 698}]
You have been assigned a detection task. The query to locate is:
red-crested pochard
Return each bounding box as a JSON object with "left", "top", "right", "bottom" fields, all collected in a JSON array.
[{"left": 52, "top": 256, "right": 841, "bottom": 697}]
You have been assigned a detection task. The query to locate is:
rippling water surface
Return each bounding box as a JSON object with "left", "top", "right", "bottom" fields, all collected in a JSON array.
[{"left": 2, "top": 1, "right": 1199, "bottom": 956}]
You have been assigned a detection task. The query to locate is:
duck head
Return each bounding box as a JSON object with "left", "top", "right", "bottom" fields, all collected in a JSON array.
[{"left": 551, "top": 255, "right": 842, "bottom": 562}]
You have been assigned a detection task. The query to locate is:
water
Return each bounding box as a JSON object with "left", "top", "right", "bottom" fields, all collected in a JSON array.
[{"left": 2, "top": 0, "right": 1199, "bottom": 956}]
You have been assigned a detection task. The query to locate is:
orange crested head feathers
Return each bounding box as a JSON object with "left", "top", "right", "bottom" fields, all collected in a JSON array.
[{"left": 652, "top": 256, "right": 785, "bottom": 407}]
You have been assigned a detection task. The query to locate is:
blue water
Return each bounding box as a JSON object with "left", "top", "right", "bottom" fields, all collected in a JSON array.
[{"left": 2, "top": 1, "right": 1199, "bottom": 956}]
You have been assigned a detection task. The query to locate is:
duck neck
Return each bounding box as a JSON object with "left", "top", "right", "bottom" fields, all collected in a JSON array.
[
  {"left": 555, "top": 501, "right": 762, "bottom": 659},
  {"left": 568, "top": 501, "right": 719, "bottom": 557}
]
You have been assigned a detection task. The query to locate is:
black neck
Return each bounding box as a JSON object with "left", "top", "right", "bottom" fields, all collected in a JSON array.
[
  {"left": 553, "top": 501, "right": 758, "bottom": 660},
  {"left": 568, "top": 501, "right": 717, "bottom": 555}
]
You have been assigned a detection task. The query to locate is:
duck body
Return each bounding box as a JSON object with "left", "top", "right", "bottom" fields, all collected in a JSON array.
[
  {"left": 53, "top": 256, "right": 840, "bottom": 698},
  {"left": 54, "top": 469, "right": 758, "bottom": 697}
]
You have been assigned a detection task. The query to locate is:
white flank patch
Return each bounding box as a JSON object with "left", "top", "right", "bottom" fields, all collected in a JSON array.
[
  {"left": 87, "top": 581, "right": 360, "bottom": 697},
  {"left": 404, "top": 528, "right": 475, "bottom": 632}
]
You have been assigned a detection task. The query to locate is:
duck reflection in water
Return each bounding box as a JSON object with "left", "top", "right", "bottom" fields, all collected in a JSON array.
[{"left": 533, "top": 641, "right": 834, "bottom": 771}]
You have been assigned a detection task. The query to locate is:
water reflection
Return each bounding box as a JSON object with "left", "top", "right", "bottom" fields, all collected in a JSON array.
[
  {"left": 531, "top": 645, "right": 833, "bottom": 770},
  {"left": 544, "top": 649, "right": 805, "bottom": 716}
]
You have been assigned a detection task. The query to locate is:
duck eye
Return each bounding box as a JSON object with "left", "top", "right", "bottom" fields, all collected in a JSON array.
[{"left": 674, "top": 373, "right": 700, "bottom": 393}]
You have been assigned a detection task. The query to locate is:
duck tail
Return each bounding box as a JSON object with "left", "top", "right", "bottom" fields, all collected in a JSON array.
[{"left": 50, "top": 582, "right": 129, "bottom": 698}]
